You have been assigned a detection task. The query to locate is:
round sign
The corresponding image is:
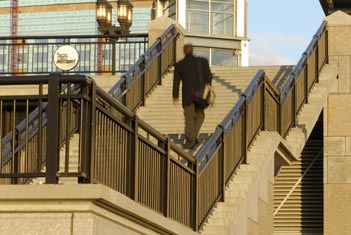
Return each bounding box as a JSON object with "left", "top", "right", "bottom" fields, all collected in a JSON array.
[{"left": 53, "top": 45, "right": 79, "bottom": 71}]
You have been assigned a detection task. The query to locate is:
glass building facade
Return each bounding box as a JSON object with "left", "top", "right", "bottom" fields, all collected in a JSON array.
[
  {"left": 0, "top": 0, "right": 248, "bottom": 68},
  {"left": 0, "top": 0, "right": 151, "bottom": 36},
  {"left": 0, "top": 0, "right": 152, "bottom": 74},
  {"left": 155, "top": 0, "right": 248, "bottom": 66}
]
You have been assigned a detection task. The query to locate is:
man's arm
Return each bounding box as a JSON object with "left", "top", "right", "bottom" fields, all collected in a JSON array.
[{"left": 172, "top": 63, "right": 181, "bottom": 105}]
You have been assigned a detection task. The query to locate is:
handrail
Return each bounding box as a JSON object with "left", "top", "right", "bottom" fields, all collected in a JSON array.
[
  {"left": 1, "top": 24, "right": 178, "bottom": 168},
  {"left": 193, "top": 21, "right": 328, "bottom": 230},
  {"left": 0, "top": 21, "right": 329, "bottom": 232},
  {"left": 0, "top": 33, "right": 148, "bottom": 40},
  {"left": 108, "top": 24, "right": 179, "bottom": 111},
  {"left": 280, "top": 22, "right": 327, "bottom": 96},
  {"left": 0, "top": 33, "right": 148, "bottom": 75},
  {"left": 0, "top": 75, "right": 87, "bottom": 168},
  {"left": 96, "top": 85, "right": 195, "bottom": 164}
]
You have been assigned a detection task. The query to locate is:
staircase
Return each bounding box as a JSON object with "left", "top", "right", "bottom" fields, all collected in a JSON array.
[
  {"left": 137, "top": 65, "right": 293, "bottom": 152},
  {"left": 274, "top": 122, "right": 324, "bottom": 235},
  {"left": 198, "top": 60, "right": 337, "bottom": 235}
]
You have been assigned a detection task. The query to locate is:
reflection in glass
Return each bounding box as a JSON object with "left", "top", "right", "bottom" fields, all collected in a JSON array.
[
  {"left": 186, "top": 0, "right": 234, "bottom": 37},
  {"left": 194, "top": 47, "right": 210, "bottom": 61},
  {"left": 163, "top": 0, "right": 176, "bottom": 19},
  {"left": 187, "top": 11, "right": 209, "bottom": 34},
  {"left": 211, "top": 13, "right": 233, "bottom": 36},
  {"left": 212, "top": 48, "right": 237, "bottom": 66}
]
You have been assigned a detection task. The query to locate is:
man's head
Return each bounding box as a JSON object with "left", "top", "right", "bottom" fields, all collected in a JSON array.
[{"left": 183, "top": 44, "right": 193, "bottom": 56}]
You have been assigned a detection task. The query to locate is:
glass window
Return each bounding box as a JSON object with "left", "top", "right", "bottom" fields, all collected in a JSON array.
[
  {"left": 0, "top": 54, "right": 5, "bottom": 64},
  {"left": 18, "top": 53, "right": 28, "bottom": 64},
  {"left": 77, "top": 38, "right": 91, "bottom": 43},
  {"left": 186, "top": 0, "right": 234, "bottom": 37},
  {"left": 188, "top": 0, "right": 209, "bottom": 11},
  {"left": 34, "top": 52, "right": 48, "bottom": 63},
  {"left": 121, "top": 48, "right": 135, "bottom": 60},
  {"left": 103, "top": 48, "right": 112, "bottom": 60},
  {"left": 211, "top": 2, "right": 233, "bottom": 13},
  {"left": 194, "top": 47, "right": 210, "bottom": 61},
  {"left": 33, "top": 67, "right": 47, "bottom": 73},
  {"left": 163, "top": 0, "right": 176, "bottom": 19},
  {"left": 79, "top": 51, "right": 90, "bottom": 61},
  {"left": 212, "top": 48, "right": 237, "bottom": 66},
  {"left": 195, "top": 47, "right": 238, "bottom": 66},
  {"left": 120, "top": 64, "right": 133, "bottom": 72},
  {"left": 187, "top": 11, "right": 209, "bottom": 34},
  {"left": 211, "top": 13, "right": 233, "bottom": 36},
  {"left": 36, "top": 39, "right": 48, "bottom": 44},
  {"left": 56, "top": 39, "right": 65, "bottom": 44}
]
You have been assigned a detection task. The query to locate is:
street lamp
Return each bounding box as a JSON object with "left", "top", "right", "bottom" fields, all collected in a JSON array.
[
  {"left": 96, "top": 0, "right": 133, "bottom": 35},
  {"left": 117, "top": 0, "right": 133, "bottom": 34}
]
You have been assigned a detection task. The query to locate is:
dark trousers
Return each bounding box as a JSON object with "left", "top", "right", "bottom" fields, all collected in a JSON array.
[{"left": 183, "top": 104, "right": 204, "bottom": 145}]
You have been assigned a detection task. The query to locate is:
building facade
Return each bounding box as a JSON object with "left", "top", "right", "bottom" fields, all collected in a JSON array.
[
  {"left": 0, "top": 0, "right": 248, "bottom": 67},
  {"left": 0, "top": 0, "right": 152, "bottom": 36},
  {"left": 153, "top": 0, "right": 249, "bottom": 66},
  {"left": 0, "top": 0, "right": 152, "bottom": 74}
]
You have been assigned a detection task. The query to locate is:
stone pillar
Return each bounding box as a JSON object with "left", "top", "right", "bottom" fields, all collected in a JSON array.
[
  {"left": 324, "top": 11, "right": 351, "bottom": 235},
  {"left": 147, "top": 16, "right": 185, "bottom": 62}
]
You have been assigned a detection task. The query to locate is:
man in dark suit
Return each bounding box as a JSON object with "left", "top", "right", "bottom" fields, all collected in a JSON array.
[{"left": 172, "top": 44, "right": 212, "bottom": 149}]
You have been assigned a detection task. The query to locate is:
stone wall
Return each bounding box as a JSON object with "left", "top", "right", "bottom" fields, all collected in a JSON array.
[
  {"left": 324, "top": 11, "right": 351, "bottom": 235},
  {"left": 147, "top": 16, "right": 185, "bottom": 62},
  {"left": 0, "top": 184, "right": 196, "bottom": 235}
]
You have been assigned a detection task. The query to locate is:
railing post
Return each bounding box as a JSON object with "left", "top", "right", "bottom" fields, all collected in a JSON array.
[
  {"left": 10, "top": 101, "right": 17, "bottom": 184},
  {"left": 218, "top": 125, "right": 226, "bottom": 202},
  {"left": 293, "top": 72, "right": 297, "bottom": 128},
  {"left": 129, "top": 114, "right": 139, "bottom": 200},
  {"left": 161, "top": 137, "right": 171, "bottom": 218},
  {"left": 11, "top": 129, "right": 19, "bottom": 185},
  {"left": 157, "top": 38, "right": 162, "bottom": 85},
  {"left": 173, "top": 32, "right": 177, "bottom": 66},
  {"left": 326, "top": 29, "right": 329, "bottom": 64},
  {"left": 279, "top": 94, "right": 283, "bottom": 136},
  {"left": 192, "top": 169, "right": 199, "bottom": 231},
  {"left": 261, "top": 75, "right": 266, "bottom": 131},
  {"left": 315, "top": 35, "right": 320, "bottom": 83},
  {"left": 141, "top": 56, "right": 146, "bottom": 106},
  {"left": 111, "top": 38, "right": 116, "bottom": 75},
  {"left": 97, "top": 38, "right": 104, "bottom": 74},
  {"left": 304, "top": 56, "right": 309, "bottom": 105},
  {"left": 80, "top": 80, "right": 95, "bottom": 182},
  {"left": 242, "top": 95, "right": 248, "bottom": 164},
  {"left": 277, "top": 93, "right": 282, "bottom": 135},
  {"left": 45, "top": 73, "right": 60, "bottom": 184},
  {"left": 122, "top": 76, "right": 128, "bottom": 107}
]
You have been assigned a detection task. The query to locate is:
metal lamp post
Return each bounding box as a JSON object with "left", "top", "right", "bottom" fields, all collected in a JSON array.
[
  {"left": 96, "top": 0, "right": 133, "bottom": 35},
  {"left": 96, "top": 0, "right": 133, "bottom": 74}
]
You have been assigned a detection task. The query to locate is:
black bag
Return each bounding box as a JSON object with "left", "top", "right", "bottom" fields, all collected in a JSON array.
[
  {"left": 193, "top": 90, "right": 209, "bottom": 109},
  {"left": 193, "top": 58, "right": 215, "bottom": 109}
]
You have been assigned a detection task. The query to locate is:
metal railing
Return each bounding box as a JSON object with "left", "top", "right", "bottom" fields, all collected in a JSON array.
[
  {"left": 0, "top": 74, "right": 196, "bottom": 227},
  {"left": 0, "top": 22, "right": 328, "bottom": 232},
  {"left": 109, "top": 24, "right": 179, "bottom": 111},
  {"left": 0, "top": 75, "right": 86, "bottom": 184},
  {"left": 193, "top": 21, "right": 328, "bottom": 229},
  {"left": 0, "top": 24, "right": 178, "bottom": 179},
  {"left": 0, "top": 34, "right": 148, "bottom": 75}
]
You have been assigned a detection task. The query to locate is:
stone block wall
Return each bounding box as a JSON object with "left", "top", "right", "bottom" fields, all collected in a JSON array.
[{"left": 324, "top": 11, "right": 351, "bottom": 235}]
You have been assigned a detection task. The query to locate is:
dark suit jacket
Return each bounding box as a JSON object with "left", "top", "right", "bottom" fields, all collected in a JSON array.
[{"left": 173, "top": 55, "right": 212, "bottom": 107}]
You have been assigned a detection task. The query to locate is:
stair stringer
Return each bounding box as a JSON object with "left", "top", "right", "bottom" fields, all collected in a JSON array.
[{"left": 200, "top": 63, "right": 338, "bottom": 235}]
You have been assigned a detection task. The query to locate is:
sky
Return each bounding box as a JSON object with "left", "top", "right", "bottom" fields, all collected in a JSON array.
[{"left": 248, "top": 0, "right": 325, "bottom": 65}]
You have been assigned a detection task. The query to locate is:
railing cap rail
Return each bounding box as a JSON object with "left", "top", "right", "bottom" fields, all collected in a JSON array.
[{"left": 0, "top": 33, "right": 149, "bottom": 41}]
